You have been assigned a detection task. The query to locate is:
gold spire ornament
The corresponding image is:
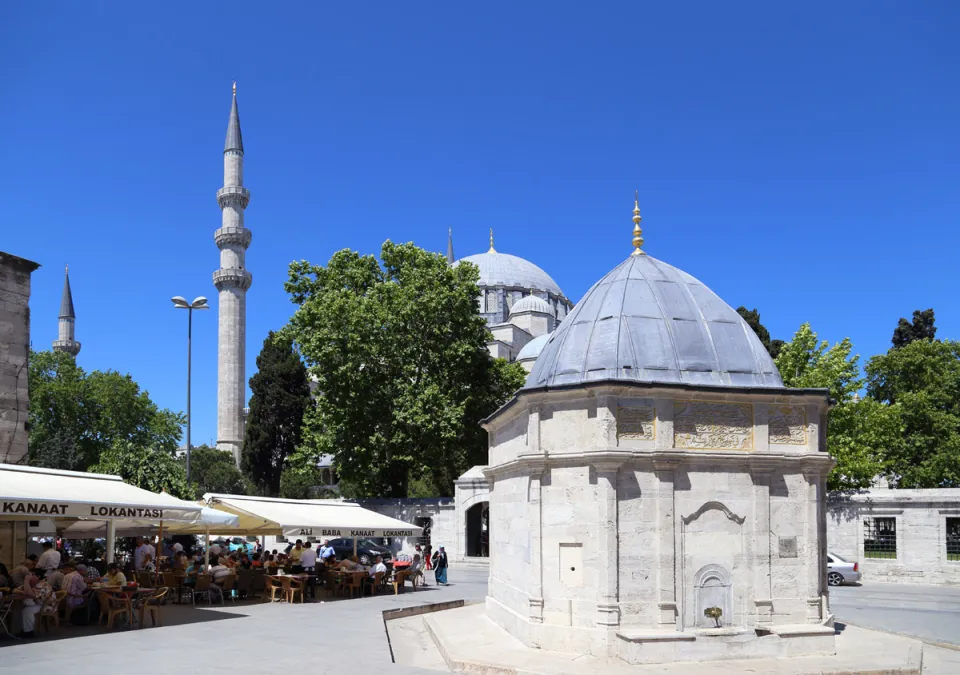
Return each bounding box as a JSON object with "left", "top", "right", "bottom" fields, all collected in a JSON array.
[
  {"left": 489, "top": 228, "right": 496, "bottom": 252},
  {"left": 631, "top": 191, "right": 645, "bottom": 256}
]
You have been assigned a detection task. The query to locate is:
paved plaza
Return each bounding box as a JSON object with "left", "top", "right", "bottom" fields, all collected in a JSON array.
[{"left": 3, "top": 571, "right": 960, "bottom": 674}]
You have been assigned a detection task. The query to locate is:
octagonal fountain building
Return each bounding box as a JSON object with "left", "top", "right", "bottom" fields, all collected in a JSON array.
[{"left": 481, "top": 197, "right": 836, "bottom": 664}]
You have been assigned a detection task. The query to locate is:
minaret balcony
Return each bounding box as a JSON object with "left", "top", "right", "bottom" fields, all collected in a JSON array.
[
  {"left": 52, "top": 339, "right": 81, "bottom": 356},
  {"left": 213, "top": 268, "right": 253, "bottom": 291},
  {"left": 217, "top": 186, "right": 250, "bottom": 209},
  {"left": 214, "top": 226, "right": 253, "bottom": 249}
]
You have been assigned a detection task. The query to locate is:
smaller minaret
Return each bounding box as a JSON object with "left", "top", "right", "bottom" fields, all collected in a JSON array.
[
  {"left": 446, "top": 228, "right": 455, "bottom": 263},
  {"left": 53, "top": 265, "right": 81, "bottom": 356}
]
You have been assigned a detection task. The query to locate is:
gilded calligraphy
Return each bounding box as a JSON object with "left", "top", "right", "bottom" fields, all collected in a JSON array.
[
  {"left": 768, "top": 405, "right": 806, "bottom": 445},
  {"left": 673, "top": 401, "right": 753, "bottom": 450},
  {"left": 616, "top": 406, "right": 655, "bottom": 442}
]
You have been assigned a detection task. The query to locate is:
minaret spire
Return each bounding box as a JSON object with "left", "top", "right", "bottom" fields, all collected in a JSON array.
[
  {"left": 489, "top": 228, "right": 496, "bottom": 253},
  {"left": 446, "top": 228, "right": 455, "bottom": 263},
  {"left": 213, "top": 82, "right": 253, "bottom": 467},
  {"left": 631, "top": 191, "right": 645, "bottom": 256},
  {"left": 53, "top": 265, "right": 81, "bottom": 356}
]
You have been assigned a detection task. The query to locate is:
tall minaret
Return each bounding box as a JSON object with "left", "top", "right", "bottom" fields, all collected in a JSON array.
[
  {"left": 213, "top": 82, "right": 252, "bottom": 466},
  {"left": 446, "top": 228, "right": 455, "bottom": 263},
  {"left": 52, "top": 266, "right": 81, "bottom": 356}
]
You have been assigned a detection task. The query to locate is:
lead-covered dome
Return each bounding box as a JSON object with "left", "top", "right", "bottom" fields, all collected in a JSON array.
[
  {"left": 525, "top": 253, "right": 783, "bottom": 390},
  {"left": 510, "top": 294, "right": 554, "bottom": 316},
  {"left": 458, "top": 251, "right": 564, "bottom": 297}
]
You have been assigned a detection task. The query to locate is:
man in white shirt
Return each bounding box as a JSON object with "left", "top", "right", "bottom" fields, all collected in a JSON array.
[
  {"left": 134, "top": 538, "right": 149, "bottom": 570},
  {"left": 208, "top": 541, "right": 222, "bottom": 557},
  {"left": 369, "top": 555, "right": 387, "bottom": 577},
  {"left": 37, "top": 542, "right": 61, "bottom": 577},
  {"left": 299, "top": 542, "right": 318, "bottom": 571},
  {"left": 172, "top": 542, "right": 184, "bottom": 554}
]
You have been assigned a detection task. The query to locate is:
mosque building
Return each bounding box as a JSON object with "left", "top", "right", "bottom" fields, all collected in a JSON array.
[{"left": 448, "top": 228, "right": 574, "bottom": 371}]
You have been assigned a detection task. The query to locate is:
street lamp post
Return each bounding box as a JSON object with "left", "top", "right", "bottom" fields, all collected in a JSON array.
[{"left": 171, "top": 296, "right": 209, "bottom": 484}]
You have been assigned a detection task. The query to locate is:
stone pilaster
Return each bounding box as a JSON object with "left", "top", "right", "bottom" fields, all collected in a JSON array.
[
  {"left": 528, "top": 465, "right": 545, "bottom": 624},
  {"left": 595, "top": 462, "right": 621, "bottom": 630},
  {"left": 654, "top": 460, "right": 678, "bottom": 627},
  {"left": 751, "top": 469, "right": 773, "bottom": 624},
  {"left": 804, "top": 470, "right": 823, "bottom": 622}
]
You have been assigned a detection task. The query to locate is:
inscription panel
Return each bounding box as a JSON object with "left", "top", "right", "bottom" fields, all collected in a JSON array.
[
  {"left": 617, "top": 406, "right": 655, "bottom": 442},
  {"left": 674, "top": 401, "right": 753, "bottom": 450},
  {"left": 768, "top": 405, "right": 806, "bottom": 445}
]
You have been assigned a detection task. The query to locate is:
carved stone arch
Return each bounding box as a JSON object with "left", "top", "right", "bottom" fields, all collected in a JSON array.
[
  {"left": 682, "top": 500, "right": 746, "bottom": 526},
  {"left": 693, "top": 563, "right": 734, "bottom": 628}
]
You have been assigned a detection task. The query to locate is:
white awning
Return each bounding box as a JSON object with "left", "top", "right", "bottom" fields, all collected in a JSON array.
[
  {"left": 0, "top": 463, "right": 203, "bottom": 523},
  {"left": 203, "top": 493, "right": 421, "bottom": 539},
  {"left": 60, "top": 494, "right": 238, "bottom": 538}
]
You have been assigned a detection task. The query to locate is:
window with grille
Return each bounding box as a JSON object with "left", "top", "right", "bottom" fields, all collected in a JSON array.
[
  {"left": 947, "top": 518, "right": 960, "bottom": 562},
  {"left": 864, "top": 517, "right": 897, "bottom": 559}
]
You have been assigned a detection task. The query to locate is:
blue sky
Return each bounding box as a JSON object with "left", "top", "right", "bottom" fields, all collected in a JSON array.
[{"left": 2, "top": 2, "right": 957, "bottom": 445}]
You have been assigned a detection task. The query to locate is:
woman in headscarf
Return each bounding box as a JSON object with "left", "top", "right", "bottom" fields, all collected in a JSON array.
[{"left": 431, "top": 545, "right": 449, "bottom": 586}]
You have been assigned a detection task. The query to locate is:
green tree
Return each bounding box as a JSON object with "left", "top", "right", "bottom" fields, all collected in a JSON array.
[
  {"left": 28, "top": 350, "right": 183, "bottom": 471},
  {"left": 187, "top": 445, "right": 251, "bottom": 498},
  {"left": 242, "top": 332, "right": 312, "bottom": 497},
  {"left": 90, "top": 440, "right": 190, "bottom": 499},
  {"left": 891, "top": 308, "right": 937, "bottom": 349},
  {"left": 279, "top": 466, "right": 321, "bottom": 499},
  {"left": 736, "top": 306, "right": 784, "bottom": 359},
  {"left": 285, "top": 241, "right": 527, "bottom": 498},
  {"left": 776, "top": 323, "right": 898, "bottom": 490},
  {"left": 866, "top": 339, "right": 960, "bottom": 488}
]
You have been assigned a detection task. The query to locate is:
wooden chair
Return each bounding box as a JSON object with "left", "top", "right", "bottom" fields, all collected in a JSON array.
[
  {"left": 365, "top": 571, "right": 384, "bottom": 596},
  {"left": 138, "top": 588, "right": 168, "bottom": 628},
  {"left": 191, "top": 575, "right": 215, "bottom": 605},
  {"left": 262, "top": 576, "right": 283, "bottom": 603},
  {"left": 236, "top": 569, "right": 252, "bottom": 599},
  {"left": 219, "top": 575, "right": 236, "bottom": 602},
  {"left": 97, "top": 591, "right": 132, "bottom": 630},
  {"left": 280, "top": 576, "right": 304, "bottom": 603},
  {"left": 391, "top": 570, "right": 411, "bottom": 595},
  {"left": 344, "top": 571, "right": 364, "bottom": 598},
  {"left": 136, "top": 571, "right": 153, "bottom": 588},
  {"left": 40, "top": 590, "right": 68, "bottom": 631},
  {"left": 251, "top": 570, "right": 266, "bottom": 599}
]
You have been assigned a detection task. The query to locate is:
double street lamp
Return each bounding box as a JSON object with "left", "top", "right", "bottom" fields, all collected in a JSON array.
[{"left": 171, "top": 295, "right": 209, "bottom": 483}]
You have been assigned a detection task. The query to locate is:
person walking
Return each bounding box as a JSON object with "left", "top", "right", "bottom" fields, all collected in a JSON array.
[
  {"left": 424, "top": 544, "right": 433, "bottom": 570},
  {"left": 432, "top": 546, "right": 448, "bottom": 586}
]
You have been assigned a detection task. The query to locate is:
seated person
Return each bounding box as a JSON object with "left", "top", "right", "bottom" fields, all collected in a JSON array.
[
  {"left": 369, "top": 555, "right": 387, "bottom": 578},
  {"left": 102, "top": 562, "right": 127, "bottom": 586},
  {"left": 76, "top": 563, "right": 100, "bottom": 583},
  {"left": 172, "top": 551, "right": 187, "bottom": 571},
  {"left": 337, "top": 555, "right": 361, "bottom": 571},
  {"left": 61, "top": 562, "right": 88, "bottom": 610},
  {"left": 238, "top": 553, "right": 253, "bottom": 570},
  {"left": 208, "top": 556, "right": 233, "bottom": 585},
  {"left": 263, "top": 554, "right": 278, "bottom": 571},
  {"left": 11, "top": 556, "right": 37, "bottom": 588},
  {"left": 46, "top": 566, "right": 65, "bottom": 591},
  {"left": 19, "top": 569, "right": 55, "bottom": 638},
  {"left": 408, "top": 554, "right": 425, "bottom": 585},
  {"left": 251, "top": 552, "right": 263, "bottom": 568}
]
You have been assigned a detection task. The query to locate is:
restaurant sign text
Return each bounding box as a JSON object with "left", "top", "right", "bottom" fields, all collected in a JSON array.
[
  {"left": 1, "top": 501, "right": 166, "bottom": 519},
  {"left": 288, "top": 528, "right": 417, "bottom": 538}
]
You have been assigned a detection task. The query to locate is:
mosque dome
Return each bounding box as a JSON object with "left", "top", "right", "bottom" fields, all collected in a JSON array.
[
  {"left": 458, "top": 250, "right": 564, "bottom": 297},
  {"left": 509, "top": 294, "right": 555, "bottom": 316},
  {"left": 516, "top": 334, "right": 550, "bottom": 363},
  {"left": 525, "top": 252, "right": 783, "bottom": 390}
]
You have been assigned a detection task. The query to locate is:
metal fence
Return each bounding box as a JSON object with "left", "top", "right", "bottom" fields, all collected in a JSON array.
[{"left": 864, "top": 517, "right": 897, "bottom": 559}]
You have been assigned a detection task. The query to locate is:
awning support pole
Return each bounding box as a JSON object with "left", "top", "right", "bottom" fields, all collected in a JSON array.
[
  {"left": 204, "top": 525, "right": 210, "bottom": 572},
  {"left": 106, "top": 521, "right": 116, "bottom": 564},
  {"left": 156, "top": 520, "right": 164, "bottom": 566},
  {"left": 353, "top": 537, "right": 357, "bottom": 559}
]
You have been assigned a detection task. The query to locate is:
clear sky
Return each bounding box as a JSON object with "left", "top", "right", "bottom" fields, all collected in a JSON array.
[{"left": 2, "top": 2, "right": 957, "bottom": 446}]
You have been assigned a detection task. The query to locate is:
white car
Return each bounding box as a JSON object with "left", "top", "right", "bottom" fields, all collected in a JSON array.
[{"left": 827, "top": 552, "right": 861, "bottom": 586}]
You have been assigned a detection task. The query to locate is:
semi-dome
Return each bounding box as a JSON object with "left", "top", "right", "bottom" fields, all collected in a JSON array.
[
  {"left": 516, "top": 334, "right": 550, "bottom": 363},
  {"left": 458, "top": 250, "right": 564, "bottom": 297},
  {"left": 525, "top": 253, "right": 783, "bottom": 390},
  {"left": 509, "top": 294, "right": 554, "bottom": 316}
]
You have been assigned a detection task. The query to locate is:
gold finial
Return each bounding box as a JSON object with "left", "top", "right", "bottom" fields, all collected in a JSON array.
[
  {"left": 631, "top": 190, "right": 645, "bottom": 256},
  {"left": 489, "top": 228, "right": 496, "bottom": 252},
  {"left": 232, "top": 81, "right": 237, "bottom": 95}
]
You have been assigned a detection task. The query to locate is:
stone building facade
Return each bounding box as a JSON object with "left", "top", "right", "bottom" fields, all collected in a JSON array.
[
  {"left": 0, "top": 251, "right": 39, "bottom": 571},
  {"left": 827, "top": 487, "right": 960, "bottom": 585},
  {"left": 481, "top": 204, "right": 837, "bottom": 664}
]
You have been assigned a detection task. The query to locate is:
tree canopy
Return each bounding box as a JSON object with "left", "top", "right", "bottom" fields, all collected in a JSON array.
[
  {"left": 28, "top": 350, "right": 183, "bottom": 471},
  {"left": 736, "top": 307, "right": 784, "bottom": 359},
  {"left": 90, "top": 440, "right": 190, "bottom": 499},
  {"left": 284, "top": 241, "right": 527, "bottom": 498},
  {"left": 866, "top": 339, "right": 960, "bottom": 488},
  {"left": 242, "top": 331, "right": 311, "bottom": 497},
  {"left": 187, "top": 445, "right": 251, "bottom": 499},
  {"left": 891, "top": 308, "right": 937, "bottom": 349},
  {"left": 775, "top": 323, "right": 897, "bottom": 490}
]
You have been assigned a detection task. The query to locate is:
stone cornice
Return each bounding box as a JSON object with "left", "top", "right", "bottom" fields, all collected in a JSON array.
[
  {"left": 483, "top": 448, "right": 835, "bottom": 478},
  {"left": 52, "top": 339, "right": 81, "bottom": 356},
  {"left": 214, "top": 226, "right": 253, "bottom": 249},
  {"left": 217, "top": 185, "right": 251, "bottom": 209},
  {"left": 213, "top": 268, "right": 253, "bottom": 291}
]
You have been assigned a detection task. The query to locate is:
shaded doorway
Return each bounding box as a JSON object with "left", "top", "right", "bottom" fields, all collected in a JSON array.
[{"left": 466, "top": 502, "right": 489, "bottom": 557}]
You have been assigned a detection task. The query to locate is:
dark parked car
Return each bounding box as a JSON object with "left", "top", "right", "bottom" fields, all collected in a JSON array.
[{"left": 327, "top": 538, "right": 393, "bottom": 566}]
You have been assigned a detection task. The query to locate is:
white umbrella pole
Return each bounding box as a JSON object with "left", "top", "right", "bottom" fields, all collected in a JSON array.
[
  {"left": 156, "top": 520, "right": 164, "bottom": 568},
  {"left": 204, "top": 525, "right": 210, "bottom": 572},
  {"left": 353, "top": 537, "right": 357, "bottom": 559},
  {"left": 106, "top": 521, "right": 116, "bottom": 564}
]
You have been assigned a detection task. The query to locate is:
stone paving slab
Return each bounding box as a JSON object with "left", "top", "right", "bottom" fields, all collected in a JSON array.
[{"left": 424, "top": 604, "right": 924, "bottom": 675}]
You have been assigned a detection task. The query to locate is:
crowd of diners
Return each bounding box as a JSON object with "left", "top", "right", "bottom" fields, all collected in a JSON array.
[{"left": 1, "top": 535, "right": 451, "bottom": 638}]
